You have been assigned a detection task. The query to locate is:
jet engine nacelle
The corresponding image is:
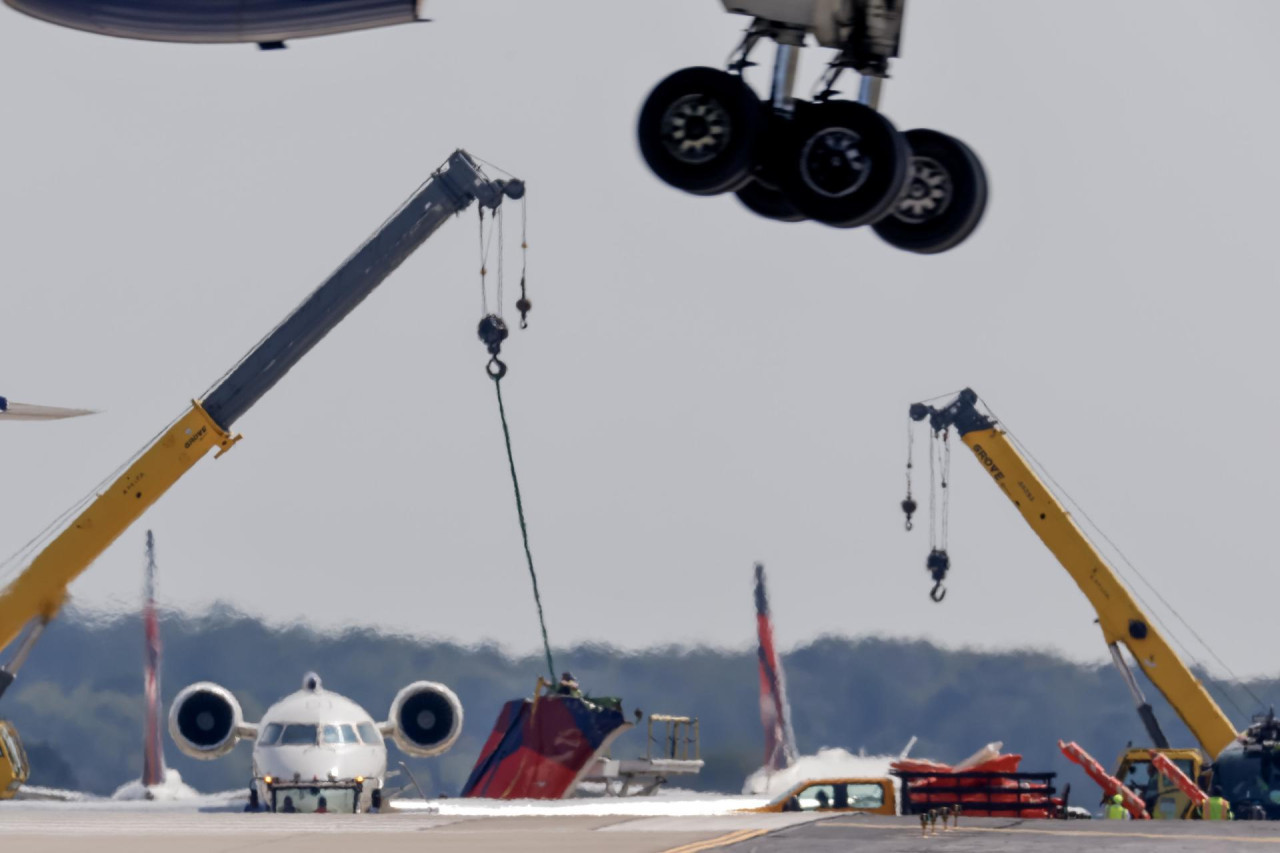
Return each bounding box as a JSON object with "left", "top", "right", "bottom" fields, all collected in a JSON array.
[
  {"left": 387, "top": 681, "right": 463, "bottom": 758},
  {"left": 4, "top": 0, "right": 426, "bottom": 45},
  {"left": 169, "top": 682, "right": 245, "bottom": 760}
]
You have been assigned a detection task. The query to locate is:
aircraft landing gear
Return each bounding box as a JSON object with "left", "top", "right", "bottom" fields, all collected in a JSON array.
[
  {"left": 778, "top": 99, "right": 909, "bottom": 228},
  {"left": 636, "top": 1, "right": 988, "bottom": 254},
  {"left": 733, "top": 109, "right": 806, "bottom": 222},
  {"left": 872, "top": 129, "right": 988, "bottom": 254},
  {"left": 636, "top": 67, "right": 763, "bottom": 196}
]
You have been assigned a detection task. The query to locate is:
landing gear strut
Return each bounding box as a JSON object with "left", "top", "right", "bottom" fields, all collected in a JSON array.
[{"left": 636, "top": 1, "right": 988, "bottom": 254}]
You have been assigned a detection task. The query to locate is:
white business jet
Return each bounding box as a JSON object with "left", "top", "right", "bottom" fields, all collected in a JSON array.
[{"left": 168, "top": 672, "right": 461, "bottom": 813}]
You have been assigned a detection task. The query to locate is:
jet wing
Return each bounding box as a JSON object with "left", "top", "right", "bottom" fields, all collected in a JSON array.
[{"left": 0, "top": 398, "right": 95, "bottom": 421}]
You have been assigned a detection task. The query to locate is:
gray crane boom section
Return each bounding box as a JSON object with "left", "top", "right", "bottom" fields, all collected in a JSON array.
[{"left": 202, "top": 149, "right": 511, "bottom": 431}]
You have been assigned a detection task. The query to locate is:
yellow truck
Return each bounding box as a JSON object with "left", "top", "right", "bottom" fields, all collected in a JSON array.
[{"left": 750, "top": 777, "right": 897, "bottom": 815}]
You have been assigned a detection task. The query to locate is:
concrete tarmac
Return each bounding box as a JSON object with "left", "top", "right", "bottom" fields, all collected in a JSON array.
[
  {"left": 5, "top": 809, "right": 1280, "bottom": 852},
  {"left": 0, "top": 808, "right": 820, "bottom": 853},
  {"left": 718, "top": 814, "right": 1280, "bottom": 852}
]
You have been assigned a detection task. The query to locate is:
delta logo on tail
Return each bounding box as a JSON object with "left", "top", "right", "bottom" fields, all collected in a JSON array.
[{"left": 754, "top": 563, "right": 797, "bottom": 772}]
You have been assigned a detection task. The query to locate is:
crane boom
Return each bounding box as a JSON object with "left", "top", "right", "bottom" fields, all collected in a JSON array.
[
  {"left": 0, "top": 149, "right": 519, "bottom": 656},
  {"left": 909, "top": 389, "right": 1238, "bottom": 759}
]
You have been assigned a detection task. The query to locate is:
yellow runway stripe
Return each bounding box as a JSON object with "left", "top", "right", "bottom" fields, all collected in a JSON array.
[
  {"left": 820, "top": 821, "right": 1280, "bottom": 844},
  {"left": 661, "top": 828, "right": 770, "bottom": 853}
]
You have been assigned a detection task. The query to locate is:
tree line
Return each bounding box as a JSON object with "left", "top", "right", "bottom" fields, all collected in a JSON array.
[{"left": 7, "top": 607, "right": 1274, "bottom": 801}]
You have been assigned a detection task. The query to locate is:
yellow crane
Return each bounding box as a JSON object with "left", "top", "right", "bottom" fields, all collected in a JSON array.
[
  {"left": 0, "top": 151, "right": 524, "bottom": 798},
  {"left": 906, "top": 388, "right": 1279, "bottom": 820}
]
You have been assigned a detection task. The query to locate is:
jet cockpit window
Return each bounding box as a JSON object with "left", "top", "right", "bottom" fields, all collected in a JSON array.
[
  {"left": 322, "top": 724, "right": 361, "bottom": 745},
  {"left": 357, "top": 722, "right": 381, "bottom": 744},
  {"left": 258, "top": 723, "right": 283, "bottom": 746},
  {"left": 279, "top": 724, "right": 318, "bottom": 746}
]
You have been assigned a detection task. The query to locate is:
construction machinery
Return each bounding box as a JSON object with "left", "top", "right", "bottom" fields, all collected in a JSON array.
[
  {"left": 580, "top": 713, "right": 704, "bottom": 796},
  {"left": 0, "top": 150, "right": 524, "bottom": 798},
  {"left": 905, "top": 388, "right": 1279, "bottom": 819}
]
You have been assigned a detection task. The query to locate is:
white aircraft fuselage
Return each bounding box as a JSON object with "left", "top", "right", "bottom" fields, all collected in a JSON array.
[
  {"left": 250, "top": 678, "right": 387, "bottom": 813},
  {"left": 170, "top": 672, "right": 462, "bottom": 814}
]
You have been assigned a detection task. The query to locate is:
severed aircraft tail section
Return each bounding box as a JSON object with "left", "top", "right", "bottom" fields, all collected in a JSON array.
[
  {"left": 0, "top": 396, "right": 95, "bottom": 421},
  {"left": 755, "top": 563, "right": 797, "bottom": 772},
  {"left": 461, "top": 690, "right": 629, "bottom": 799},
  {"left": 141, "top": 531, "right": 165, "bottom": 789}
]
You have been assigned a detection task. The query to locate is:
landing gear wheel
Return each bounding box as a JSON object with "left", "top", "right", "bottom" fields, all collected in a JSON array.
[
  {"left": 779, "top": 100, "right": 908, "bottom": 228},
  {"left": 638, "top": 67, "right": 764, "bottom": 196},
  {"left": 873, "top": 129, "right": 988, "bottom": 254},
  {"left": 735, "top": 109, "right": 806, "bottom": 222},
  {"left": 735, "top": 181, "right": 805, "bottom": 222}
]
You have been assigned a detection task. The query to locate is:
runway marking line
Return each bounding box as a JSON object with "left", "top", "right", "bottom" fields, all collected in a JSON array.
[
  {"left": 819, "top": 821, "right": 1280, "bottom": 844},
  {"left": 659, "top": 828, "right": 770, "bottom": 853}
]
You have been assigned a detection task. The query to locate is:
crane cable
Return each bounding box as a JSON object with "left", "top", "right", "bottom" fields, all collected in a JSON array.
[
  {"left": 474, "top": 199, "right": 555, "bottom": 684},
  {"left": 920, "top": 423, "right": 951, "bottom": 602},
  {"left": 491, "top": 374, "right": 555, "bottom": 684},
  {"left": 901, "top": 420, "right": 917, "bottom": 531}
]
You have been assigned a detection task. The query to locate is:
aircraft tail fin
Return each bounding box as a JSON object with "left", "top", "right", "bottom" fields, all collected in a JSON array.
[
  {"left": 141, "top": 531, "right": 165, "bottom": 788},
  {"left": 0, "top": 398, "right": 95, "bottom": 420},
  {"left": 754, "top": 563, "right": 797, "bottom": 771}
]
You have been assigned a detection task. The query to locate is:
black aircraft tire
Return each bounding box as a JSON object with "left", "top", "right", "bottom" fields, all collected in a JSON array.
[
  {"left": 638, "top": 67, "right": 763, "bottom": 196},
  {"left": 873, "top": 129, "right": 988, "bottom": 254},
  {"left": 735, "top": 105, "right": 807, "bottom": 222},
  {"left": 735, "top": 180, "right": 806, "bottom": 222},
  {"left": 778, "top": 100, "right": 908, "bottom": 228}
]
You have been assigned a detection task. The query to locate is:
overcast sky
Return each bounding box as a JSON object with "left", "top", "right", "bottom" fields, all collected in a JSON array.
[{"left": 2, "top": 1, "right": 1279, "bottom": 685}]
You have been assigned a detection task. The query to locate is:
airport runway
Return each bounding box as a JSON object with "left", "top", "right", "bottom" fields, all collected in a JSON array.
[
  {"left": 5, "top": 808, "right": 1280, "bottom": 852},
  {"left": 718, "top": 814, "right": 1280, "bottom": 852},
  {"left": 0, "top": 808, "right": 818, "bottom": 853}
]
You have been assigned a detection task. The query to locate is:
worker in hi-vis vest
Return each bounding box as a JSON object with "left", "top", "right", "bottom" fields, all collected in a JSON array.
[
  {"left": 1105, "top": 794, "right": 1129, "bottom": 819},
  {"left": 1198, "top": 787, "right": 1233, "bottom": 820}
]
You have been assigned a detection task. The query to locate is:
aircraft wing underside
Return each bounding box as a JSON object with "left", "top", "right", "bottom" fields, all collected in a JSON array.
[{"left": 4, "top": 0, "right": 420, "bottom": 44}]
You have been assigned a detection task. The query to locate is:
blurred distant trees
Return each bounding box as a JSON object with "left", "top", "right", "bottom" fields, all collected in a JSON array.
[{"left": 7, "top": 607, "right": 1274, "bottom": 799}]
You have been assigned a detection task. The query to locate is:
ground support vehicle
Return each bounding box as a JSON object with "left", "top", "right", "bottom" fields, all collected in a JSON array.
[{"left": 750, "top": 777, "right": 897, "bottom": 815}]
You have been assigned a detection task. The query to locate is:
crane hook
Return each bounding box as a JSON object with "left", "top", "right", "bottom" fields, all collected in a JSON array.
[
  {"left": 925, "top": 548, "right": 950, "bottom": 604},
  {"left": 901, "top": 497, "right": 917, "bottom": 532}
]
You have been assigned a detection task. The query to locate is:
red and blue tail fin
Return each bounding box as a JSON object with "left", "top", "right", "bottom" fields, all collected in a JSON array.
[
  {"left": 141, "top": 531, "right": 165, "bottom": 788},
  {"left": 462, "top": 693, "right": 628, "bottom": 799},
  {"left": 755, "top": 563, "right": 797, "bottom": 771}
]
